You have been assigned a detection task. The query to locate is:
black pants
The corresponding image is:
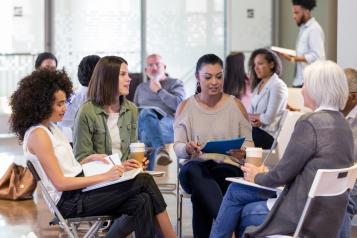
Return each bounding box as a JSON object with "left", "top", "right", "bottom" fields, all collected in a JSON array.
[
  {"left": 57, "top": 173, "right": 166, "bottom": 238},
  {"left": 252, "top": 127, "right": 274, "bottom": 150},
  {"left": 179, "top": 160, "right": 243, "bottom": 238}
]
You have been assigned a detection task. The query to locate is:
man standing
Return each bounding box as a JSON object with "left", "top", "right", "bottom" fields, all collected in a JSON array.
[
  {"left": 281, "top": 0, "right": 325, "bottom": 87},
  {"left": 134, "top": 54, "right": 185, "bottom": 170}
]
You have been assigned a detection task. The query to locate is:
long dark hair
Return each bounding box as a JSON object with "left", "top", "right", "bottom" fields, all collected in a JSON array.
[
  {"left": 87, "top": 56, "right": 128, "bottom": 106},
  {"left": 248, "top": 48, "right": 282, "bottom": 90},
  {"left": 195, "top": 54, "right": 224, "bottom": 94},
  {"left": 224, "top": 52, "right": 248, "bottom": 99}
]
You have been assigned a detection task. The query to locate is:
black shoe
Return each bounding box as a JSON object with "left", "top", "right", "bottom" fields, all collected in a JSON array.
[{"left": 155, "top": 147, "right": 172, "bottom": 166}]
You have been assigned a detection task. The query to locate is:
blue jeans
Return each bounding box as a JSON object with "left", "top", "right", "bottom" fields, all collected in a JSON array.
[
  {"left": 138, "top": 109, "right": 174, "bottom": 170},
  {"left": 339, "top": 181, "right": 357, "bottom": 238},
  {"left": 210, "top": 183, "right": 276, "bottom": 238}
]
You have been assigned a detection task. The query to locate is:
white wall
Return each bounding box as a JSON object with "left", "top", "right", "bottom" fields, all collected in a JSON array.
[
  {"left": 337, "top": 0, "right": 357, "bottom": 69},
  {"left": 226, "top": 0, "right": 273, "bottom": 53}
]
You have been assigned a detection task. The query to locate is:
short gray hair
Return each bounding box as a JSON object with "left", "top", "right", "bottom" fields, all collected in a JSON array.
[{"left": 303, "top": 60, "right": 348, "bottom": 110}]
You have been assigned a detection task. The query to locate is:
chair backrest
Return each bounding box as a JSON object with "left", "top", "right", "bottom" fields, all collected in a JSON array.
[
  {"left": 27, "top": 160, "right": 75, "bottom": 238},
  {"left": 292, "top": 163, "right": 357, "bottom": 238},
  {"left": 262, "top": 110, "right": 289, "bottom": 165},
  {"left": 287, "top": 88, "right": 312, "bottom": 113},
  {"left": 309, "top": 163, "right": 357, "bottom": 198},
  {"left": 276, "top": 111, "right": 304, "bottom": 159}
]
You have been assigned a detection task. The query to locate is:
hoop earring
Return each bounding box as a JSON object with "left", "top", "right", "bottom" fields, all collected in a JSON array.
[{"left": 195, "top": 81, "right": 201, "bottom": 94}]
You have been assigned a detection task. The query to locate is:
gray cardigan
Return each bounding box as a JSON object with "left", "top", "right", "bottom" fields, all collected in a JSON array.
[{"left": 245, "top": 110, "right": 354, "bottom": 238}]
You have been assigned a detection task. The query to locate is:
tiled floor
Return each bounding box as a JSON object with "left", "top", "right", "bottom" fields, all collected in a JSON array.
[{"left": 1, "top": 136, "right": 357, "bottom": 237}]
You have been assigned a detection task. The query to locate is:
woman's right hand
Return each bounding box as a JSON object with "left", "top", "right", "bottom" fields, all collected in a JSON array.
[
  {"left": 105, "top": 165, "right": 124, "bottom": 180},
  {"left": 185, "top": 141, "right": 202, "bottom": 158}
]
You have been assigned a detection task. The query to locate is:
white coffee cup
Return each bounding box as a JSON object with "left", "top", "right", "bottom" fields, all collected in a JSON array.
[
  {"left": 130, "top": 142, "right": 146, "bottom": 163},
  {"left": 245, "top": 147, "right": 263, "bottom": 166}
]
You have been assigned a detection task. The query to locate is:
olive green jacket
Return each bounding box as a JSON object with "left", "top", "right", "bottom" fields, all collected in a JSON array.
[{"left": 73, "top": 99, "right": 138, "bottom": 162}]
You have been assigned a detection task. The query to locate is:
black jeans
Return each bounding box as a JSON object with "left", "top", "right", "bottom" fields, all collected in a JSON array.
[
  {"left": 252, "top": 127, "right": 274, "bottom": 150},
  {"left": 179, "top": 160, "right": 243, "bottom": 238},
  {"left": 57, "top": 173, "right": 166, "bottom": 238}
]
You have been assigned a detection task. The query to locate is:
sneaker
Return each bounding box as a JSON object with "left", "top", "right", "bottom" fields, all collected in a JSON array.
[{"left": 155, "top": 147, "right": 172, "bottom": 166}]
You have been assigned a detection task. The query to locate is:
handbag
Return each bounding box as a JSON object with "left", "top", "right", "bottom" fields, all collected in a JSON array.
[{"left": 0, "top": 163, "right": 37, "bottom": 200}]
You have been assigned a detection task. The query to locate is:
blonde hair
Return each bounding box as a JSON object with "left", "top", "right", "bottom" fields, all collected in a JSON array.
[{"left": 304, "top": 60, "right": 348, "bottom": 110}]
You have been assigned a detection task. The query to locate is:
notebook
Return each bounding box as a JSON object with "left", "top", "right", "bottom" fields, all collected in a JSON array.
[
  {"left": 82, "top": 153, "right": 121, "bottom": 177},
  {"left": 226, "top": 177, "right": 283, "bottom": 192},
  {"left": 82, "top": 168, "right": 142, "bottom": 192},
  {"left": 201, "top": 137, "right": 245, "bottom": 155},
  {"left": 271, "top": 46, "right": 296, "bottom": 57}
]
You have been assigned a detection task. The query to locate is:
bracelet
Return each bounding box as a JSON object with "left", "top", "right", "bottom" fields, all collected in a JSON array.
[{"left": 156, "top": 88, "right": 162, "bottom": 94}]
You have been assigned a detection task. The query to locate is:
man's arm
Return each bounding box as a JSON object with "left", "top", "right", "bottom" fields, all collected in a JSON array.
[
  {"left": 157, "top": 79, "right": 185, "bottom": 111},
  {"left": 304, "top": 27, "right": 325, "bottom": 63}
]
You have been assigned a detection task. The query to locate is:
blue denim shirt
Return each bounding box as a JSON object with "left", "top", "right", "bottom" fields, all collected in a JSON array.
[{"left": 294, "top": 17, "right": 325, "bottom": 86}]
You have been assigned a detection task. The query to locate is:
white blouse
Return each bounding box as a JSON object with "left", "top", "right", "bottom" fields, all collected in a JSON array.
[{"left": 23, "top": 123, "right": 82, "bottom": 212}]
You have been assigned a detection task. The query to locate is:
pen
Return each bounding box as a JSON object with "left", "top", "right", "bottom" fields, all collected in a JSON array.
[
  {"left": 194, "top": 135, "right": 201, "bottom": 153},
  {"left": 196, "top": 135, "right": 201, "bottom": 146},
  {"left": 107, "top": 156, "right": 115, "bottom": 165}
]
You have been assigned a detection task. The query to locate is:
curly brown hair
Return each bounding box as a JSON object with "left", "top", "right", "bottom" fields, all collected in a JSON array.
[{"left": 10, "top": 69, "right": 73, "bottom": 142}]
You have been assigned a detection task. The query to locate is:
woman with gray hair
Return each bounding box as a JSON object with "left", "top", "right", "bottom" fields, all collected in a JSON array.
[
  {"left": 210, "top": 60, "right": 354, "bottom": 238},
  {"left": 247, "top": 48, "right": 288, "bottom": 149}
]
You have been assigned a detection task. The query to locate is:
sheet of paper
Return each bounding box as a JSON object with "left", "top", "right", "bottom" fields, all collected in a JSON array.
[
  {"left": 82, "top": 153, "right": 122, "bottom": 177},
  {"left": 271, "top": 46, "right": 296, "bottom": 57},
  {"left": 226, "top": 177, "right": 283, "bottom": 192}
]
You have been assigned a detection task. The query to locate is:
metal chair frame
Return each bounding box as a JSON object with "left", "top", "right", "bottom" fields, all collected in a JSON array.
[{"left": 27, "top": 160, "right": 113, "bottom": 238}]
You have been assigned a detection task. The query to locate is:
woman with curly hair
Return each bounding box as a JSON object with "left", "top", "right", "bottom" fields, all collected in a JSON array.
[{"left": 10, "top": 69, "right": 176, "bottom": 238}]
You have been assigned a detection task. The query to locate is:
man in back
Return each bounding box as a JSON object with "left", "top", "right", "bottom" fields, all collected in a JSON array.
[
  {"left": 134, "top": 54, "right": 185, "bottom": 170},
  {"left": 281, "top": 0, "right": 325, "bottom": 87}
]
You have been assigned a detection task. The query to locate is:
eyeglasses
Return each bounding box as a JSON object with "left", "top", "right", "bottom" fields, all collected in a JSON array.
[{"left": 147, "top": 62, "right": 162, "bottom": 68}]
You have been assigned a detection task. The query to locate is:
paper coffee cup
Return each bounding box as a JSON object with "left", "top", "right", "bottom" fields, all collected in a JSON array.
[
  {"left": 130, "top": 142, "right": 145, "bottom": 163},
  {"left": 245, "top": 147, "right": 263, "bottom": 166}
]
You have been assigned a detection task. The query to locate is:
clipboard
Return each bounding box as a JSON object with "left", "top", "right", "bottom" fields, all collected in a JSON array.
[
  {"left": 226, "top": 177, "right": 283, "bottom": 192},
  {"left": 201, "top": 137, "right": 245, "bottom": 155}
]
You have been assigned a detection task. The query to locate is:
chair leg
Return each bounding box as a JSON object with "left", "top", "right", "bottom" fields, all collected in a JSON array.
[
  {"left": 179, "top": 193, "right": 183, "bottom": 238},
  {"left": 83, "top": 220, "right": 102, "bottom": 238}
]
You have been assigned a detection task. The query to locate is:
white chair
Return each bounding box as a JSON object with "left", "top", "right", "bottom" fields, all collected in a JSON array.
[
  {"left": 253, "top": 163, "right": 357, "bottom": 238},
  {"left": 275, "top": 111, "right": 304, "bottom": 160},
  {"left": 287, "top": 88, "right": 312, "bottom": 113},
  {"left": 27, "top": 161, "right": 113, "bottom": 238},
  {"left": 262, "top": 110, "right": 289, "bottom": 166}
]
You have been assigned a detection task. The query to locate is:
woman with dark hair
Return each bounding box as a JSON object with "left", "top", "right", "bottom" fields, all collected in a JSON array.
[
  {"left": 224, "top": 52, "right": 252, "bottom": 109},
  {"left": 10, "top": 69, "right": 176, "bottom": 238},
  {"left": 73, "top": 56, "right": 139, "bottom": 171},
  {"left": 174, "top": 54, "right": 254, "bottom": 237},
  {"left": 35, "top": 52, "right": 58, "bottom": 70},
  {"left": 248, "top": 48, "right": 288, "bottom": 149}
]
